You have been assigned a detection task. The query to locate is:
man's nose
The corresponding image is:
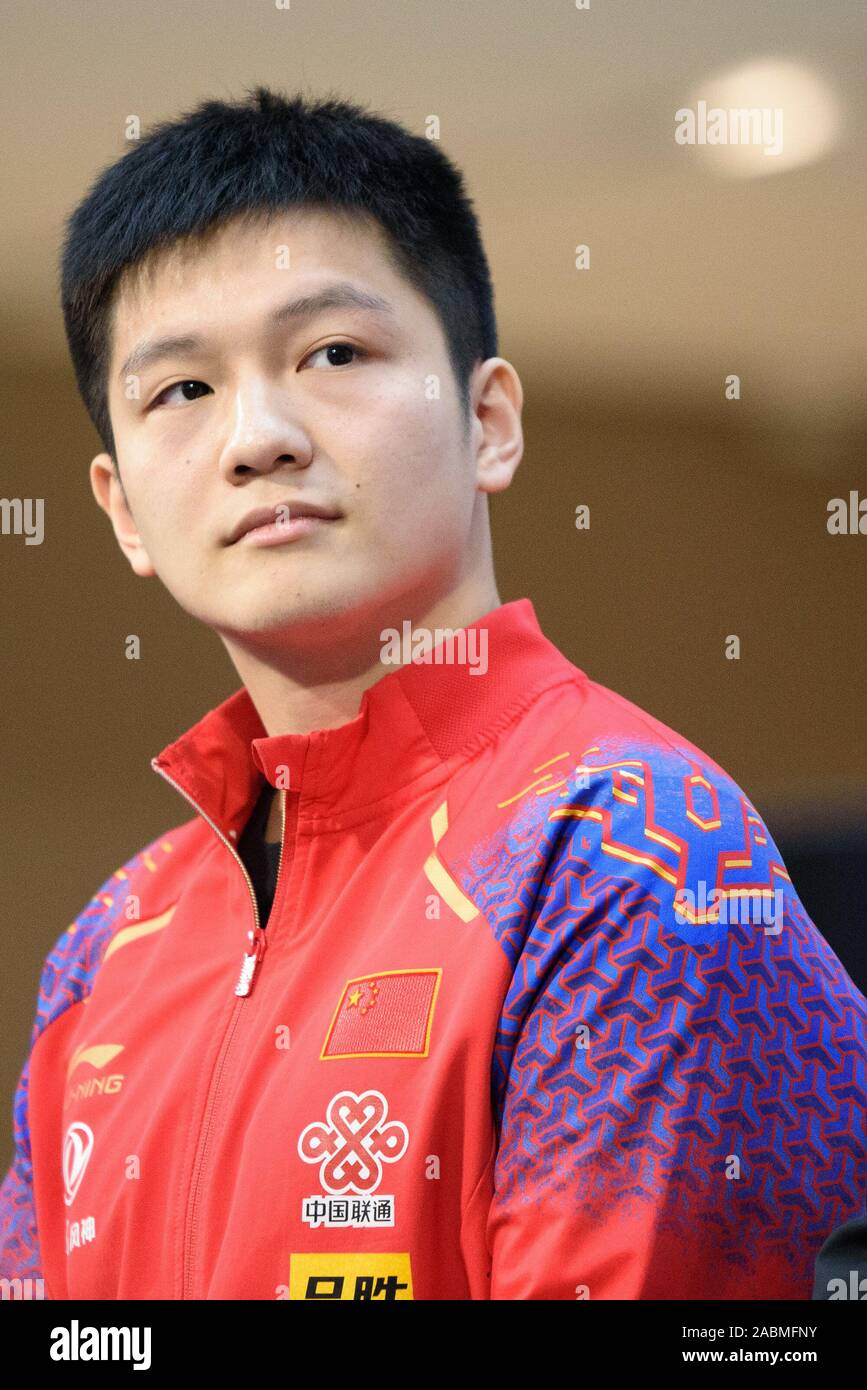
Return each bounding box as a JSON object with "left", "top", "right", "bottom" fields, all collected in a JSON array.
[{"left": 217, "top": 378, "right": 313, "bottom": 479}]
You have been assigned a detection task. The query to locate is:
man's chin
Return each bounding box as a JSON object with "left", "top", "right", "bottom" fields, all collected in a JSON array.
[{"left": 209, "top": 593, "right": 368, "bottom": 648}]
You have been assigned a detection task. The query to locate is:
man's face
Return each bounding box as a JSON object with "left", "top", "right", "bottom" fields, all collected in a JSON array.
[{"left": 95, "top": 208, "right": 507, "bottom": 650}]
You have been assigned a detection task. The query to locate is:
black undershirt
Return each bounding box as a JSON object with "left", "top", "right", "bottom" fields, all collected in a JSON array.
[{"left": 237, "top": 782, "right": 281, "bottom": 928}]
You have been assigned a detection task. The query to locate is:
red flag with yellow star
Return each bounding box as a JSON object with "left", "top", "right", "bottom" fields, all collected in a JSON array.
[{"left": 320, "top": 969, "right": 441, "bottom": 1059}]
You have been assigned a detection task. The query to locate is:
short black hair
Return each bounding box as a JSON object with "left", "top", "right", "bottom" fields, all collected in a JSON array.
[{"left": 59, "top": 85, "right": 498, "bottom": 464}]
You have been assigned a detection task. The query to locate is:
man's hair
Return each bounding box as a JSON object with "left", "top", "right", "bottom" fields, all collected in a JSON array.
[{"left": 59, "top": 85, "right": 498, "bottom": 463}]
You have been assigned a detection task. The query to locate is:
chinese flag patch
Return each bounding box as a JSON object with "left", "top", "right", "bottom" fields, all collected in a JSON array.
[{"left": 321, "top": 969, "right": 442, "bottom": 1060}]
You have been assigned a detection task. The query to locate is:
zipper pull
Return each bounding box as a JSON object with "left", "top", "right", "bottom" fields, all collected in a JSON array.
[{"left": 234, "top": 924, "right": 267, "bottom": 998}]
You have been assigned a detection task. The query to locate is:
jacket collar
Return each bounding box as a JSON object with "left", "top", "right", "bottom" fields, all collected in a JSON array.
[{"left": 150, "top": 597, "right": 578, "bottom": 834}]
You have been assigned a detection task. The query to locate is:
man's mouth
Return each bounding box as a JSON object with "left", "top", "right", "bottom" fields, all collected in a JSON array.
[
  {"left": 235, "top": 514, "right": 338, "bottom": 547},
  {"left": 227, "top": 500, "right": 342, "bottom": 546}
]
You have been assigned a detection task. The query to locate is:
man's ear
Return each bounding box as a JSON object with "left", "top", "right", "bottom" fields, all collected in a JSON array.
[
  {"left": 89, "top": 452, "right": 157, "bottom": 578},
  {"left": 470, "top": 358, "right": 524, "bottom": 496}
]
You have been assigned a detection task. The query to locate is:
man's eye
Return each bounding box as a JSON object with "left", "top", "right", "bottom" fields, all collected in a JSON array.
[
  {"left": 148, "top": 345, "right": 365, "bottom": 409},
  {"left": 303, "top": 342, "right": 367, "bottom": 369},
  {"left": 151, "top": 380, "right": 212, "bottom": 409}
]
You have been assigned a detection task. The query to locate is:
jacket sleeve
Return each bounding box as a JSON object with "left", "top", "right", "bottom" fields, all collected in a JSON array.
[
  {"left": 0, "top": 1064, "right": 41, "bottom": 1288},
  {"left": 0, "top": 856, "right": 147, "bottom": 1293},
  {"left": 486, "top": 746, "right": 867, "bottom": 1299},
  {"left": 0, "top": 962, "right": 51, "bottom": 1287}
]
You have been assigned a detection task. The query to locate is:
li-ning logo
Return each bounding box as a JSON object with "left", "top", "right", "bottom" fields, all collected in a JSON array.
[
  {"left": 298, "top": 1089, "right": 409, "bottom": 1195},
  {"left": 65, "top": 1043, "right": 125, "bottom": 1108},
  {"left": 63, "top": 1123, "right": 94, "bottom": 1207}
]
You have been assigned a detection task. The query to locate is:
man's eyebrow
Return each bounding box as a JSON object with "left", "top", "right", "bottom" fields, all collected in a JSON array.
[{"left": 116, "top": 283, "right": 397, "bottom": 383}]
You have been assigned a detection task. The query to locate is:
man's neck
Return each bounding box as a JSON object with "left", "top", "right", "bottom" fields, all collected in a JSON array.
[
  {"left": 220, "top": 578, "right": 503, "bottom": 740},
  {"left": 229, "top": 578, "right": 502, "bottom": 846}
]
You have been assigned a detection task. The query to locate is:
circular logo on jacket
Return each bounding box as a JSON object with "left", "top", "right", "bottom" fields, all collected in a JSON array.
[{"left": 63, "top": 1121, "right": 94, "bottom": 1207}]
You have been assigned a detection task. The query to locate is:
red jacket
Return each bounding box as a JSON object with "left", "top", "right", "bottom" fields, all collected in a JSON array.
[{"left": 2, "top": 598, "right": 866, "bottom": 1299}]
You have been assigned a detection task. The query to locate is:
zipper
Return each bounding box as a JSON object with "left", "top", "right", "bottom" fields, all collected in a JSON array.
[
  {"left": 150, "top": 758, "right": 287, "bottom": 1298},
  {"left": 152, "top": 760, "right": 286, "bottom": 996}
]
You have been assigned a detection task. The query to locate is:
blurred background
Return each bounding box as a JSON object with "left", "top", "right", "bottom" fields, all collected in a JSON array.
[{"left": 1, "top": 0, "right": 865, "bottom": 1171}]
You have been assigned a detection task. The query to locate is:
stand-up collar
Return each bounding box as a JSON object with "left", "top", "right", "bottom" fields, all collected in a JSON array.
[{"left": 150, "top": 597, "right": 578, "bottom": 835}]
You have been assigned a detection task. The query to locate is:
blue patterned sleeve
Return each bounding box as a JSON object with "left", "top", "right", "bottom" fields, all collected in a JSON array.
[
  {"left": 0, "top": 1042, "right": 42, "bottom": 1288},
  {"left": 0, "top": 858, "right": 147, "bottom": 1294},
  {"left": 483, "top": 742, "right": 867, "bottom": 1298}
]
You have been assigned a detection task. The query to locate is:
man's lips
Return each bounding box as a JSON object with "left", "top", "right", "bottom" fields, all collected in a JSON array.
[{"left": 227, "top": 501, "right": 342, "bottom": 545}]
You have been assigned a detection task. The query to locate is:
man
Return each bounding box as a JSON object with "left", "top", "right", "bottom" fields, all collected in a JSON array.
[{"left": 1, "top": 86, "right": 865, "bottom": 1301}]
